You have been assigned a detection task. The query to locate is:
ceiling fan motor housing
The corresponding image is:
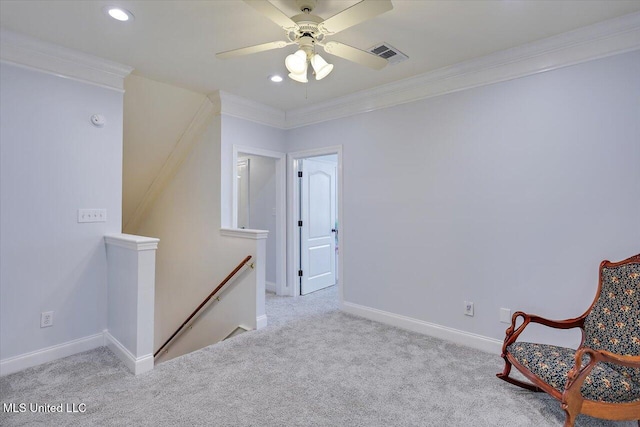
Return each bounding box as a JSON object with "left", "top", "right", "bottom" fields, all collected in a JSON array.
[
  {"left": 297, "top": 35, "right": 316, "bottom": 58},
  {"left": 289, "top": 13, "right": 324, "bottom": 44}
]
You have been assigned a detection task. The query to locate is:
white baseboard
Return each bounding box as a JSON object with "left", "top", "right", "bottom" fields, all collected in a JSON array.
[
  {"left": 256, "top": 314, "right": 268, "bottom": 330},
  {"left": 104, "top": 331, "right": 153, "bottom": 375},
  {"left": 265, "top": 281, "right": 276, "bottom": 293},
  {"left": 0, "top": 332, "right": 105, "bottom": 376},
  {"left": 341, "top": 301, "right": 502, "bottom": 354}
]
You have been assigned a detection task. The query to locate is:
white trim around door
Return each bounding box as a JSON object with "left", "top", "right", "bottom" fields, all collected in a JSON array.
[{"left": 287, "top": 145, "right": 344, "bottom": 305}]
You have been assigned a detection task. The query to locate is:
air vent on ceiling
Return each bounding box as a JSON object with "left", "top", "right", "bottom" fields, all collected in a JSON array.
[{"left": 368, "top": 43, "right": 408, "bottom": 65}]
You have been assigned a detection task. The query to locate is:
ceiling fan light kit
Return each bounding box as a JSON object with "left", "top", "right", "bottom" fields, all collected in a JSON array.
[
  {"left": 289, "top": 66, "right": 309, "bottom": 83},
  {"left": 288, "top": 70, "right": 309, "bottom": 83},
  {"left": 310, "top": 53, "right": 333, "bottom": 80},
  {"left": 285, "top": 49, "right": 308, "bottom": 74},
  {"left": 217, "top": 0, "right": 393, "bottom": 84}
]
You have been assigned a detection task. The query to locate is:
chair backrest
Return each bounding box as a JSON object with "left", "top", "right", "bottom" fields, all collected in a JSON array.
[{"left": 583, "top": 255, "right": 640, "bottom": 382}]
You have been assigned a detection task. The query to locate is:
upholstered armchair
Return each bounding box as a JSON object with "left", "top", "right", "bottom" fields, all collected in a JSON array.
[{"left": 497, "top": 254, "right": 640, "bottom": 426}]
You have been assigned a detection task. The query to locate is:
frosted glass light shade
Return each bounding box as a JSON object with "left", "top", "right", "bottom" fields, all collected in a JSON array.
[
  {"left": 288, "top": 69, "right": 308, "bottom": 83},
  {"left": 310, "top": 54, "right": 333, "bottom": 80},
  {"left": 285, "top": 49, "right": 307, "bottom": 74}
]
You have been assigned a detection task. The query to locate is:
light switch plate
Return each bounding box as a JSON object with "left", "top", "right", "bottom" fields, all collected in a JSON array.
[
  {"left": 78, "top": 209, "right": 107, "bottom": 223},
  {"left": 500, "top": 308, "right": 511, "bottom": 324}
]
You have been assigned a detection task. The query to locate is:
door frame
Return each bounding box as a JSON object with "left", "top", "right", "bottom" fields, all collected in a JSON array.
[
  {"left": 232, "top": 145, "right": 287, "bottom": 296},
  {"left": 287, "top": 145, "right": 343, "bottom": 303}
]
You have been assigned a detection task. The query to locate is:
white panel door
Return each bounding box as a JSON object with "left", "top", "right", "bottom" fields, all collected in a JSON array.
[{"left": 300, "top": 159, "right": 336, "bottom": 295}]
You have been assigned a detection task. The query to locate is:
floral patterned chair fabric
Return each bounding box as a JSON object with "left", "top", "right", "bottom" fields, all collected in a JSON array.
[
  {"left": 497, "top": 254, "right": 640, "bottom": 427},
  {"left": 507, "top": 342, "right": 640, "bottom": 403},
  {"left": 583, "top": 263, "right": 640, "bottom": 383}
]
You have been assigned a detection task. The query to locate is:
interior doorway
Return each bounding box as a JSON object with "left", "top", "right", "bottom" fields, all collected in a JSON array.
[
  {"left": 288, "top": 146, "right": 343, "bottom": 299},
  {"left": 236, "top": 153, "right": 278, "bottom": 292},
  {"left": 232, "top": 146, "right": 286, "bottom": 296}
]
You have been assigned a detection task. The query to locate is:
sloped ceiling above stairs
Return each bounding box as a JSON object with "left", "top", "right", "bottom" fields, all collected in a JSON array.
[{"left": 123, "top": 75, "right": 207, "bottom": 228}]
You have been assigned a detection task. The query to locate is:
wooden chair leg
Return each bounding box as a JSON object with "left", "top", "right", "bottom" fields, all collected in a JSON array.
[
  {"left": 561, "top": 399, "right": 582, "bottom": 427},
  {"left": 562, "top": 409, "right": 577, "bottom": 427}
]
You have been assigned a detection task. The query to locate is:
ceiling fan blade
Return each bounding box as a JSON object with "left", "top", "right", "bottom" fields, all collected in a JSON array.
[
  {"left": 243, "top": 0, "right": 299, "bottom": 30},
  {"left": 216, "top": 41, "right": 292, "bottom": 59},
  {"left": 322, "top": 41, "right": 388, "bottom": 70},
  {"left": 319, "top": 0, "right": 393, "bottom": 35}
]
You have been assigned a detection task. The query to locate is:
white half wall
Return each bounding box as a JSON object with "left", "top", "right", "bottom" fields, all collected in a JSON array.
[
  {"left": 105, "top": 234, "right": 159, "bottom": 375},
  {"left": 285, "top": 50, "right": 640, "bottom": 349},
  {"left": 0, "top": 61, "right": 126, "bottom": 370}
]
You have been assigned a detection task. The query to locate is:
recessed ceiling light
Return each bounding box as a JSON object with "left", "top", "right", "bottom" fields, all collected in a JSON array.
[
  {"left": 269, "top": 75, "right": 284, "bottom": 83},
  {"left": 106, "top": 7, "right": 134, "bottom": 22}
]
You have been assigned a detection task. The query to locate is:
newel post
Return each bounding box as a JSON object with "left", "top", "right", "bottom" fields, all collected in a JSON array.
[{"left": 104, "top": 234, "right": 159, "bottom": 375}]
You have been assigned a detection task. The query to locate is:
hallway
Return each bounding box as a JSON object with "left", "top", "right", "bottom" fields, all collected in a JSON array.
[{"left": 265, "top": 285, "right": 338, "bottom": 328}]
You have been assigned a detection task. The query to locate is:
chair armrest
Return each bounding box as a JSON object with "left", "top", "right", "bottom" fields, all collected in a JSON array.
[
  {"left": 564, "top": 347, "right": 640, "bottom": 401},
  {"left": 573, "top": 348, "right": 640, "bottom": 372},
  {"left": 501, "top": 311, "right": 585, "bottom": 355},
  {"left": 596, "top": 350, "right": 640, "bottom": 368}
]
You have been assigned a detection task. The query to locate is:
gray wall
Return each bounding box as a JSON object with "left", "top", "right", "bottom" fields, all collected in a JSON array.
[
  {"left": 220, "top": 115, "right": 286, "bottom": 228},
  {"left": 0, "top": 62, "right": 124, "bottom": 359},
  {"left": 286, "top": 50, "right": 640, "bottom": 346}
]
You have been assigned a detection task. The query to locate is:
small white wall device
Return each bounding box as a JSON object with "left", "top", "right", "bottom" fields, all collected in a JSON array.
[{"left": 90, "top": 114, "right": 106, "bottom": 127}]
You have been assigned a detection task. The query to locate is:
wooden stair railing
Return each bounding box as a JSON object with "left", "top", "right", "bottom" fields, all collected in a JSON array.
[{"left": 154, "top": 255, "right": 253, "bottom": 358}]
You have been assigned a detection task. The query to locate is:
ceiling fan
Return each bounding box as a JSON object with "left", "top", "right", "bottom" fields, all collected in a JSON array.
[{"left": 216, "top": 0, "right": 393, "bottom": 83}]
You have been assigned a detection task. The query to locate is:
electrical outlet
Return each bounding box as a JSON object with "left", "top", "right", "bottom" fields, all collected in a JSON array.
[
  {"left": 464, "top": 301, "right": 474, "bottom": 316},
  {"left": 41, "top": 311, "right": 53, "bottom": 328},
  {"left": 500, "top": 308, "right": 511, "bottom": 324}
]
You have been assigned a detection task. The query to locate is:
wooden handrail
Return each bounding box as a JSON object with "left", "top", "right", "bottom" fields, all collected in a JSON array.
[{"left": 154, "top": 255, "right": 253, "bottom": 358}]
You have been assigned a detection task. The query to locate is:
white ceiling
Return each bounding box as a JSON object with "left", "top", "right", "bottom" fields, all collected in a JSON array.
[{"left": 1, "top": 1, "right": 640, "bottom": 111}]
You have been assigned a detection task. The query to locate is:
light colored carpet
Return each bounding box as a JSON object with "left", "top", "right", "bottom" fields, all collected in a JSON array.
[{"left": 0, "top": 286, "right": 635, "bottom": 426}]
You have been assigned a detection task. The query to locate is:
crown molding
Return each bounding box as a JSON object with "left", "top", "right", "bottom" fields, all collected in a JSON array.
[
  {"left": 207, "top": 92, "right": 223, "bottom": 115},
  {"left": 0, "top": 28, "right": 133, "bottom": 92},
  {"left": 283, "top": 11, "right": 640, "bottom": 129},
  {"left": 219, "top": 90, "right": 286, "bottom": 128}
]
